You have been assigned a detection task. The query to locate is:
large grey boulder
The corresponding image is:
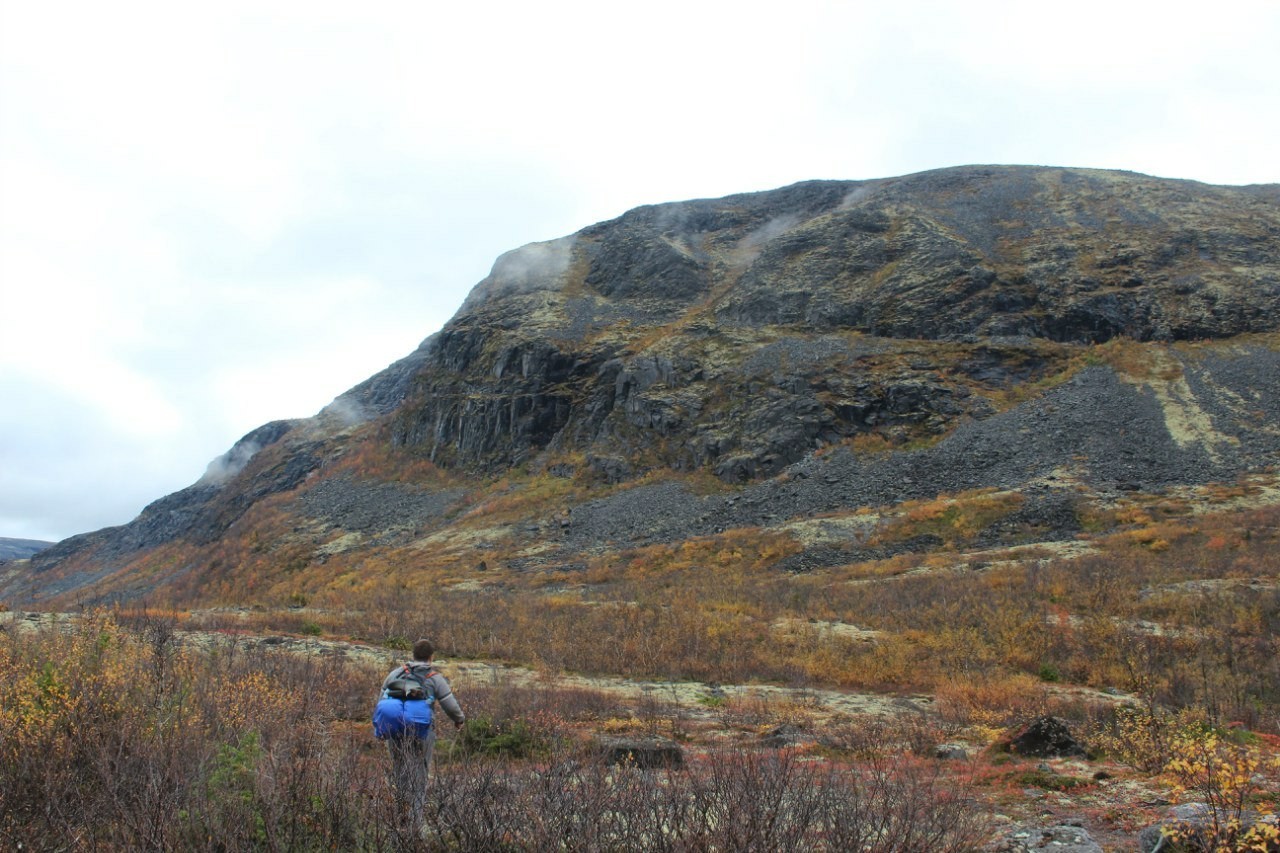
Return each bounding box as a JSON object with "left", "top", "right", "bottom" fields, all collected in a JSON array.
[{"left": 1139, "top": 803, "right": 1278, "bottom": 852}]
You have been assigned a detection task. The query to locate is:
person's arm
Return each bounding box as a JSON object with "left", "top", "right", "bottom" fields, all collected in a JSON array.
[{"left": 430, "top": 673, "right": 465, "bottom": 726}]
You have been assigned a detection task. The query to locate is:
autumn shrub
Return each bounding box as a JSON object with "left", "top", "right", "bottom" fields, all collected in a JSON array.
[
  {"left": 1090, "top": 704, "right": 1212, "bottom": 772},
  {"left": 43, "top": 481, "right": 1280, "bottom": 749},
  {"left": 0, "top": 614, "right": 388, "bottom": 850},
  {"left": 819, "top": 714, "right": 902, "bottom": 758},
  {"left": 331, "top": 514, "right": 1272, "bottom": 736},
  {"left": 821, "top": 712, "right": 959, "bottom": 759},
  {"left": 1162, "top": 725, "right": 1280, "bottom": 851},
  {"left": 0, "top": 611, "right": 1004, "bottom": 851},
  {"left": 483, "top": 679, "right": 621, "bottom": 724},
  {"left": 428, "top": 750, "right": 991, "bottom": 852},
  {"left": 934, "top": 672, "right": 1049, "bottom": 729},
  {"left": 874, "top": 489, "right": 1025, "bottom": 548},
  {"left": 1011, "top": 767, "right": 1093, "bottom": 792},
  {"left": 714, "top": 690, "right": 810, "bottom": 731},
  {"left": 325, "top": 429, "right": 451, "bottom": 485}
]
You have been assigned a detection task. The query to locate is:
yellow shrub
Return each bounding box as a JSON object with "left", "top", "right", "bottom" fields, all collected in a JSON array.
[
  {"left": 1163, "top": 727, "right": 1280, "bottom": 851},
  {"left": 934, "top": 673, "right": 1047, "bottom": 727}
]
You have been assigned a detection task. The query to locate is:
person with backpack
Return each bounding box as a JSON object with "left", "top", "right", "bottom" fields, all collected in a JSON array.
[{"left": 373, "top": 638, "right": 466, "bottom": 832}]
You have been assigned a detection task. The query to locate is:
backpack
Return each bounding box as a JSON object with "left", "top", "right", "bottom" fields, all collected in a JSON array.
[{"left": 372, "top": 664, "right": 436, "bottom": 739}]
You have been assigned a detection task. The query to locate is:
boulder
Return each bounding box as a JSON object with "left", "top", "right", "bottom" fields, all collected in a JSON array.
[
  {"left": 586, "top": 454, "right": 634, "bottom": 484},
  {"left": 992, "top": 823, "right": 1102, "bottom": 853},
  {"left": 759, "top": 724, "right": 817, "bottom": 749},
  {"left": 1007, "top": 715, "right": 1087, "bottom": 758},
  {"left": 595, "top": 735, "right": 684, "bottom": 769},
  {"left": 933, "top": 743, "right": 970, "bottom": 761},
  {"left": 1139, "top": 803, "right": 1278, "bottom": 853}
]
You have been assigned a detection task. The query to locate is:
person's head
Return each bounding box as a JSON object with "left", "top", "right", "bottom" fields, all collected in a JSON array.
[{"left": 412, "top": 639, "right": 434, "bottom": 662}]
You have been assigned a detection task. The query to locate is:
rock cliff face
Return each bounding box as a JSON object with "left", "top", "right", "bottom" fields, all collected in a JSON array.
[
  {"left": 6, "top": 165, "right": 1280, "bottom": 605},
  {"left": 384, "top": 166, "right": 1280, "bottom": 477}
]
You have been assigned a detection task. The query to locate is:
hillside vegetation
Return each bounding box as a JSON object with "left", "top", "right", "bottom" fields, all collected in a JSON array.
[
  {"left": 6, "top": 165, "right": 1280, "bottom": 730},
  {"left": 4, "top": 166, "right": 1280, "bottom": 849}
]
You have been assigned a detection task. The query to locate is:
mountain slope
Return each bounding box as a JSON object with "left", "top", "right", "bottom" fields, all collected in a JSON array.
[
  {"left": 0, "top": 538, "right": 53, "bottom": 561},
  {"left": 5, "top": 165, "right": 1280, "bottom": 607}
]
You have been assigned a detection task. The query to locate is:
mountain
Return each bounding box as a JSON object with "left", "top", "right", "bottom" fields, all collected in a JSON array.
[
  {"left": 0, "top": 538, "right": 53, "bottom": 562},
  {"left": 5, "top": 165, "right": 1280, "bottom": 608}
]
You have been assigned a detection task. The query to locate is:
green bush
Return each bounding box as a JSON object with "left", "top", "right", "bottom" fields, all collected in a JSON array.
[
  {"left": 1011, "top": 768, "right": 1091, "bottom": 791},
  {"left": 454, "top": 715, "right": 545, "bottom": 758}
]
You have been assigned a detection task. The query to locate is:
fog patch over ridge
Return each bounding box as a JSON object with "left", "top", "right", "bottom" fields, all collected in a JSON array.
[
  {"left": 319, "top": 395, "right": 371, "bottom": 428},
  {"left": 461, "top": 235, "right": 576, "bottom": 312},
  {"left": 839, "top": 186, "right": 875, "bottom": 209},
  {"left": 199, "top": 440, "right": 262, "bottom": 485},
  {"left": 732, "top": 213, "right": 804, "bottom": 267}
]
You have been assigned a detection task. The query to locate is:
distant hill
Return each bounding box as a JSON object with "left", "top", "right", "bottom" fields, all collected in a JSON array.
[
  {"left": 0, "top": 538, "right": 53, "bottom": 561},
  {"left": 6, "top": 164, "right": 1280, "bottom": 607}
]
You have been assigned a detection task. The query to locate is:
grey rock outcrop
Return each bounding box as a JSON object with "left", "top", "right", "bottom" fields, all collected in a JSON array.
[
  {"left": 380, "top": 166, "right": 1280, "bottom": 479},
  {"left": 993, "top": 822, "right": 1103, "bottom": 853}
]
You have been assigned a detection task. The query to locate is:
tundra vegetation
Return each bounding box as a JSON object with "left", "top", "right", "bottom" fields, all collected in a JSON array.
[
  {"left": 4, "top": 488, "right": 1279, "bottom": 849},
  {"left": 1, "top": 612, "right": 997, "bottom": 850}
]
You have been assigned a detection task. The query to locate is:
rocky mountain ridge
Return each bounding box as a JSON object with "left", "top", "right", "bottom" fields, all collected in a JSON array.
[
  {"left": 5, "top": 164, "right": 1280, "bottom": 606},
  {"left": 0, "top": 538, "right": 53, "bottom": 562}
]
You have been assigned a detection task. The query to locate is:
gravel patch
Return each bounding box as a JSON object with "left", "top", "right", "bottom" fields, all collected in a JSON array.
[{"left": 298, "top": 476, "right": 465, "bottom": 537}]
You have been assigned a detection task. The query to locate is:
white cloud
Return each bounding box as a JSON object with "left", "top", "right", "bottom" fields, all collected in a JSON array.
[{"left": 1, "top": 0, "right": 1277, "bottom": 541}]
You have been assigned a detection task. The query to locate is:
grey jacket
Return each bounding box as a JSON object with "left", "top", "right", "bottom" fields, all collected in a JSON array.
[{"left": 382, "top": 662, "right": 466, "bottom": 729}]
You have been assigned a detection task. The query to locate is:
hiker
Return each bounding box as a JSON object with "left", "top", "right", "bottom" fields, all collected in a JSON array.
[{"left": 376, "top": 638, "right": 466, "bottom": 830}]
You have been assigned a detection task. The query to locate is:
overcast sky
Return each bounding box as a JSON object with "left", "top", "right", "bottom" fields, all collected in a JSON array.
[{"left": 2, "top": 0, "right": 1278, "bottom": 543}]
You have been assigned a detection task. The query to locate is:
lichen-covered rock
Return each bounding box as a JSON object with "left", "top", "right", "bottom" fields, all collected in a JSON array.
[
  {"left": 992, "top": 822, "right": 1102, "bottom": 852},
  {"left": 933, "top": 743, "right": 970, "bottom": 761}
]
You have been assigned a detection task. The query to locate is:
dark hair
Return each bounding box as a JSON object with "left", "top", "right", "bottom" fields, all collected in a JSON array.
[{"left": 412, "top": 639, "right": 434, "bottom": 661}]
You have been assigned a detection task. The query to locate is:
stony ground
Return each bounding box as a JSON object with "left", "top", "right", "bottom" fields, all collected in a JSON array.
[{"left": 563, "top": 348, "right": 1280, "bottom": 556}]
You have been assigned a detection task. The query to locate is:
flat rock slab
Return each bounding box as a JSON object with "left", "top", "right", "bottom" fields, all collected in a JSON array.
[{"left": 992, "top": 824, "right": 1103, "bottom": 853}]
